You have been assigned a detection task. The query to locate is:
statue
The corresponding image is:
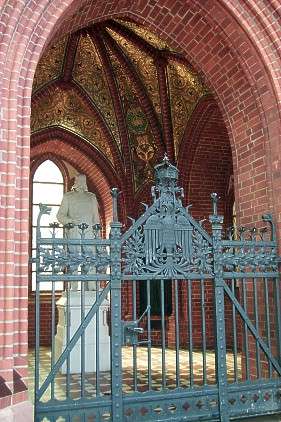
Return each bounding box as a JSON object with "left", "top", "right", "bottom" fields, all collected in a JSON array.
[
  {"left": 55, "top": 174, "right": 110, "bottom": 374},
  {"left": 57, "top": 174, "right": 100, "bottom": 290}
]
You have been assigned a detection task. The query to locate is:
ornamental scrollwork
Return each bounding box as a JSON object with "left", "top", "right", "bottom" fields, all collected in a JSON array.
[
  {"left": 39, "top": 243, "right": 110, "bottom": 274},
  {"left": 220, "top": 246, "right": 278, "bottom": 272},
  {"left": 122, "top": 227, "right": 145, "bottom": 275},
  {"left": 191, "top": 230, "right": 213, "bottom": 273}
]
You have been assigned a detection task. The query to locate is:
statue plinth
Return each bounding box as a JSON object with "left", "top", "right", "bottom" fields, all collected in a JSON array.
[{"left": 55, "top": 290, "right": 110, "bottom": 374}]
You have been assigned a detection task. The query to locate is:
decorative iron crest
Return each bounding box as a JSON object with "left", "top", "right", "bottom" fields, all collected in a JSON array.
[
  {"left": 220, "top": 215, "right": 279, "bottom": 272},
  {"left": 122, "top": 155, "right": 213, "bottom": 277},
  {"left": 219, "top": 245, "right": 278, "bottom": 272},
  {"left": 39, "top": 241, "right": 110, "bottom": 275}
]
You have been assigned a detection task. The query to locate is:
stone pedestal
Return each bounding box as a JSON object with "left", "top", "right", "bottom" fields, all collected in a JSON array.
[{"left": 55, "top": 291, "right": 110, "bottom": 373}]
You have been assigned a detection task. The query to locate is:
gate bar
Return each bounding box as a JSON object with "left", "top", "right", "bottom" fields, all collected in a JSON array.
[
  {"left": 37, "top": 283, "right": 110, "bottom": 400},
  {"left": 161, "top": 278, "right": 166, "bottom": 389},
  {"left": 188, "top": 279, "right": 193, "bottom": 387},
  {"left": 96, "top": 281, "right": 100, "bottom": 396},
  {"left": 174, "top": 279, "right": 180, "bottom": 388},
  {"left": 51, "top": 225, "right": 56, "bottom": 400},
  {"left": 274, "top": 276, "right": 281, "bottom": 364},
  {"left": 132, "top": 278, "right": 137, "bottom": 391},
  {"left": 242, "top": 278, "right": 250, "bottom": 379},
  {"left": 51, "top": 280, "right": 55, "bottom": 400},
  {"left": 253, "top": 277, "right": 261, "bottom": 378},
  {"left": 147, "top": 279, "right": 152, "bottom": 390},
  {"left": 231, "top": 279, "right": 239, "bottom": 382},
  {"left": 224, "top": 283, "right": 281, "bottom": 375},
  {"left": 35, "top": 261, "right": 40, "bottom": 406},
  {"left": 81, "top": 282, "right": 85, "bottom": 397},
  {"left": 200, "top": 278, "right": 207, "bottom": 385},
  {"left": 210, "top": 194, "right": 229, "bottom": 422},
  {"left": 66, "top": 282, "right": 71, "bottom": 398},
  {"left": 263, "top": 277, "right": 272, "bottom": 377},
  {"left": 110, "top": 187, "right": 123, "bottom": 421}
]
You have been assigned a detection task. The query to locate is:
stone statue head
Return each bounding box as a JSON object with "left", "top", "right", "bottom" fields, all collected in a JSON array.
[{"left": 72, "top": 174, "right": 88, "bottom": 192}]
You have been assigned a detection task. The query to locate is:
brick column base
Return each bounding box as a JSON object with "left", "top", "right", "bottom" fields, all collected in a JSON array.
[{"left": 0, "top": 401, "right": 33, "bottom": 422}]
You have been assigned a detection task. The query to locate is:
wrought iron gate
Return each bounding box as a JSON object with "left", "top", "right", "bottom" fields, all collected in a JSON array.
[{"left": 34, "top": 157, "right": 281, "bottom": 422}]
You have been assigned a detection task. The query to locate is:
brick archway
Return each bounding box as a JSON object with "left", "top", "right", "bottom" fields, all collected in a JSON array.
[{"left": 0, "top": 0, "right": 280, "bottom": 413}]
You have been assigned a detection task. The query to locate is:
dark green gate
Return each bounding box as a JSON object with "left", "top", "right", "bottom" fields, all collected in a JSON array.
[{"left": 34, "top": 156, "right": 281, "bottom": 421}]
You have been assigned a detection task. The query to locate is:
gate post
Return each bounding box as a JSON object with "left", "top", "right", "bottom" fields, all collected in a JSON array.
[
  {"left": 110, "top": 188, "right": 123, "bottom": 421},
  {"left": 210, "top": 193, "right": 229, "bottom": 422}
]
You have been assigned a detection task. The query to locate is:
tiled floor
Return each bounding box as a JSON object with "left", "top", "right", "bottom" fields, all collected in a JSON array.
[
  {"left": 28, "top": 349, "right": 281, "bottom": 421},
  {"left": 28, "top": 346, "right": 241, "bottom": 402}
]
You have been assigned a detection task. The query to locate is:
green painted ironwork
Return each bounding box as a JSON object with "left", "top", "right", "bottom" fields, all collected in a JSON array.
[{"left": 34, "top": 156, "right": 281, "bottom": 422}]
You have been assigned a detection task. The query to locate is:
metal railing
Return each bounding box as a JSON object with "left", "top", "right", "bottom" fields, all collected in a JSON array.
[{"left": 34, "top": 157, "right": 281, "bottom": 422}]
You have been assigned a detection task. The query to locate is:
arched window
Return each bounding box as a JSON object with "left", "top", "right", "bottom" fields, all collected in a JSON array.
[{"left": 31, "top": 160, "right": 65, "bottom": 291}]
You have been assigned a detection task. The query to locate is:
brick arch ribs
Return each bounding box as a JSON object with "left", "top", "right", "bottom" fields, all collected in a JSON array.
[
  {"left": 0, "top": 0, "right": 280, "bottom": 412},
  {"left": 179, "top": 97, "right": 233, "bottom": 226},
  {"left": 43, "top": 0, "right": 281, "bottom": 228},
  {"left": 178, "top": 97, "right": 218, "bottom": 189}
]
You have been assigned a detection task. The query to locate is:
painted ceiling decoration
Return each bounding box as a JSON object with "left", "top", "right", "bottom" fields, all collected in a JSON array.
[
  {"left": 107, "top": 27, "right": 161, "bottom": 121},
  {"left": 168, "top": 62, "right": 208, "bottom": 156},
  {"left": 106, "top": 44, "right": 159, "bottom": 190},
  {"left": 72, "top": 34, "right": 121, "bottom": 149},
  {"left": 33, "top": 36, "right": 68, "bottom": 92},
  {"left": 32, "top": 85, "right": 114, "bottom": 164},
  {"left": 31, "top": 18, "right": 209, "bottom": 194}
]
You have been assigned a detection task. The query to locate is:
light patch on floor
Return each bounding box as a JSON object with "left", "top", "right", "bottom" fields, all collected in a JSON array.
[{"left": 28, "top": 346, "right": 241, "bottom": 402}]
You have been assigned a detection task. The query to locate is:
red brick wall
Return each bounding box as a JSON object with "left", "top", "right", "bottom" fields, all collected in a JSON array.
[
  {"left": 182, "top": 100, "right": 233, "bottom": 226},
  {"left": 28, "top": 298, "right": 59, "bottom": 347},
  {"left": 0, "top": 0, "right": 281, "bottom": 409}
]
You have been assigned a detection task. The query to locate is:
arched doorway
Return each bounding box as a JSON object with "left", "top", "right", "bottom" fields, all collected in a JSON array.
[{"left": 0, "top": 1, "right": 281, "bottom": 421}]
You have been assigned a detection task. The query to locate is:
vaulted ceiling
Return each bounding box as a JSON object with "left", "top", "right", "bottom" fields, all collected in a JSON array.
[{"left": 31, "top": 18, "right": 210, "bottom": 194}]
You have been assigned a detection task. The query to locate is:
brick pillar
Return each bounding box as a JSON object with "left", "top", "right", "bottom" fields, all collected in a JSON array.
[
  {"left": 0, "top": 0, "right": 73, "bottom": 417},
  {"left": 0, "top": 141, "right": 29, "bottom": 409}
]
